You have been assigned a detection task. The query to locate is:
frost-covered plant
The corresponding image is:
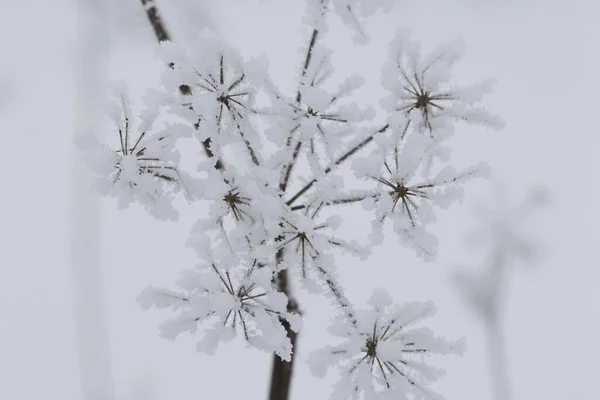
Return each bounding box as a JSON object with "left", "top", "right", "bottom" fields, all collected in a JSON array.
[
  {"left": 308, "top": 289, "right": 465, "bottom": 400},
  {"left": 85, "top": 1, "right": 503, "bottom": 399},
  {"left": 380, "top": 29, "right": 503, "bottom": 136},
  {"left": 138, "top": 258, "right": 302, "bottom": 361}
]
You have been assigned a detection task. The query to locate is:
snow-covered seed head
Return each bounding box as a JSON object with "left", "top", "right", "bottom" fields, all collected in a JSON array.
[
  {"left": 138, "top": 260, "right": 300, "bottom": 361},
  {"left": 414, "top": 92, "right": 431, "bottom": 110},
  {"left": 397, "top": 74, "right": 456, "bottom": 134},
  {"left": 90, "top": 91, "right": 188, "bottom": 220},
  {"left": 159, "top": 38, "right": 259, "bottom": 151},
  {"left": 194, "top": 55, "right": 253, "bottom": 129},
  {"left": 222, "top": 189, "right": 251, "bottom": 222},
  {"left": 275, "top": 207, "right": 366, "bottom": 284},
  {"left": 308, "top": 290, "right": 464, "bottom": 399},
  {"left": 364, "top": 336, "right": 377, "bottom": 358},
  {"left": 371, "top": 175, "right": 426, "bottom": 227},
  {"left": 382, "top": 30, "right": 504, "bottom": 135}
]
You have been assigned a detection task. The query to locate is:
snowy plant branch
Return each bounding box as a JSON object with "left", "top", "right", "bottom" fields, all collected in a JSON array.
[
  {"left": 139, "top": 0, "right": 224, "bottom": 171},
  {"left": 86, "top": 1, "right": 505, "bottom": 399},
  {"left": 286, "top": 123, "right": 390, "bottom": 207},
  {"left": 280, "top": 26, "right": 323, "bottom": 193}
]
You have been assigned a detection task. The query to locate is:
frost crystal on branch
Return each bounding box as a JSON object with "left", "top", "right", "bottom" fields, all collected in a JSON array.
[{"left": 308, "top": 289, "right": 464, "bottom": 400}]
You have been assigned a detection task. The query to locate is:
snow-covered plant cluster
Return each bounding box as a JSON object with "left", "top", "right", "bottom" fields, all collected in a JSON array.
[{"left": 84, "top": 1, "right": 502, "bottom": 398}]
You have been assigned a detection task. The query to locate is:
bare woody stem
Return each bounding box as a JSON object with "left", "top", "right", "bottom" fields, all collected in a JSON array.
[
  {"left": 139, "top": 0, "right": 223, "bottom": 171},
  {"left": 140, "top": 0, "right": 170, "bottom": 42},
  {"left": 268, "top": 250, "right": 300, "bottom": 400}
]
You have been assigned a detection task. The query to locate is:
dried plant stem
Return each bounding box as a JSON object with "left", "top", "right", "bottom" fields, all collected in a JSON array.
[
  {"left": 140, "top": 0, "right": 170, "bottom": 42},
  {"left": 268, "top": 253, "right": 300, "bottom": 400}
]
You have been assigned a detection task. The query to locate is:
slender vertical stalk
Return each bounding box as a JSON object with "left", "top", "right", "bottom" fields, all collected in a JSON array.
[
  {"left": 269, "top": 24, "right": 323, "bottom": 400},
  {"left": 484, "top": 251, "right": 512, "bottom": 400},
  {"left": 486, "top": 319, "right": 511, "bottom": 400},
  {"left": 70, "top": 0, "right": 114, "bottom": 399},
  {"left": 268, "top": 257, "right": 299, "bottom": 400}
]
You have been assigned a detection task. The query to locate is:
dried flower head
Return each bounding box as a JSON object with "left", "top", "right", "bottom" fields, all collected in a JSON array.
[
  {"left": 381, "top": 29, "right": 504, "bottom": 135},
  {"left": 138, "top": 259, "right": 301, "bottom": 361},
  {"left": 308, "top": 289, "right": 464, "bottom": 400}
]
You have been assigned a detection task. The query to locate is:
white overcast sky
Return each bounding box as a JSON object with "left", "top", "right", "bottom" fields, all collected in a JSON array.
[{"left": 0, "top": 0, "right": 598, "bottom": 399}]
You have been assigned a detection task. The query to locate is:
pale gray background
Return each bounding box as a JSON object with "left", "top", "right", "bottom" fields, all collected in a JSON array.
[{"left": 0, "top": 0, "right": 598, "bottom": 399}]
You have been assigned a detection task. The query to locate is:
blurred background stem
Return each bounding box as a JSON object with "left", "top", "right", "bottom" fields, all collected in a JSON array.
[
  {"left": 487, "top": 318, "right": 511, "bottom": 400},
  {"left": 69, "top": 0, "right": 114, "bottom": 399}
]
